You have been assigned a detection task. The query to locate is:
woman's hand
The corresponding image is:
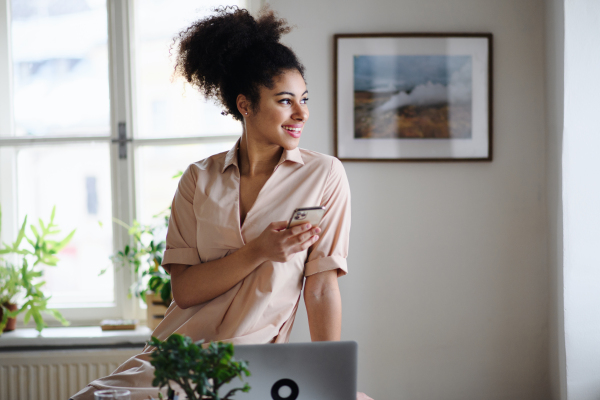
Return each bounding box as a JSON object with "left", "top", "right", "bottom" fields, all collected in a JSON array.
[
  {"left": 169, "top": 221, "right": 319, "bottom": 309},
  {"left": 357, "top": 392, "right": 374, "bottom": 400},
  {"left": 248, "top": 221, "right": 320, "bottom": 263}
]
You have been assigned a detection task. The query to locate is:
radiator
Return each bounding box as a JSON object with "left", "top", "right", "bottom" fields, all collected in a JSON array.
[{"left": 0, "top": 348, "right": 140, "bottom": 400}]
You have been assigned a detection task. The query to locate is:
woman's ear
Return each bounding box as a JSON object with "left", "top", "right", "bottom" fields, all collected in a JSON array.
[{"left": 236, "top": 94, "right": 250, "bottom": 117}]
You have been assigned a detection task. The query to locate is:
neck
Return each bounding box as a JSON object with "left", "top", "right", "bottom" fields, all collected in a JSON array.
[{"left": 238, "top": 130, "right": 283, "bottom": 177}]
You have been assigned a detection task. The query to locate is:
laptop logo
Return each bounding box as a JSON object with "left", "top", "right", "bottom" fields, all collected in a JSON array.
[{"left": 271, "top": 378, "right": 299, "bottom": 400}]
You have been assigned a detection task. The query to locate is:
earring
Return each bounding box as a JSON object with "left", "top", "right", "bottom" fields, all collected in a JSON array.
[{"left": 245, "top": 112, "right": 248, "bottom": 115}]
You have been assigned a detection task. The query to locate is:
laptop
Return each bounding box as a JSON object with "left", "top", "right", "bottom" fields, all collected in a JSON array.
[{"left": 220, "top": 341, "right": 357, "bottom": 400}]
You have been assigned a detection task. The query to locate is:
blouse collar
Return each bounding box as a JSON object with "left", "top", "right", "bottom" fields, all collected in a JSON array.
[{"left": 222, "top": 138, "right": 305, "bottom": 173}]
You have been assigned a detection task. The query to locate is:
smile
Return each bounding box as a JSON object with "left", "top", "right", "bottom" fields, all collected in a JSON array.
[{"left": 282, "top": 125, "right": 303, "bottom": 138}]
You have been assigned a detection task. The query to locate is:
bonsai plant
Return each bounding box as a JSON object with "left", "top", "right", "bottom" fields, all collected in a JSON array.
[
  {"left": 0, "top": 205, "right": 74, "bottom": 334},
  {"left": 149, "top": 333, "right": 251, "bottom": 400}
]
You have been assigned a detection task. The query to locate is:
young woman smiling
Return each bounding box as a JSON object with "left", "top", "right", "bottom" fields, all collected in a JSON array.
[{"left": 72, "top": 6, "right": 372, "bottom": 400}]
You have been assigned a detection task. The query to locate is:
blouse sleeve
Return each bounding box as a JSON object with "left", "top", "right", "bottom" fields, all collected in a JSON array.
[
  {"left": 161, "top": 164, "right": 201, "bottom": 273},
  {"left": 304, "top": 157, "right": 351, "bottom": 277}
]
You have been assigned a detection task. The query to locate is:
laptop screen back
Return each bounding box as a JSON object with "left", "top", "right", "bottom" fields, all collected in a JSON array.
[{"left": 221, "top": 341, "right": 357, "bottom": 400}]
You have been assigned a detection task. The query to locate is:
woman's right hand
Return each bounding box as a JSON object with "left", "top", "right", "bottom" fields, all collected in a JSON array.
[{"left": 248, "top": 221, "right": 320, "bottom": 263}]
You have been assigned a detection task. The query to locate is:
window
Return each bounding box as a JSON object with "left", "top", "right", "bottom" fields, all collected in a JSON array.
[{"left": 0, "top": 0, "right": 251, "bottom": 324}]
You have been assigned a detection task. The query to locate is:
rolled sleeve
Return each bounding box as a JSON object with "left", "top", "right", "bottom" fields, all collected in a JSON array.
[
  {"left": 161, "top": 165, "right": 201, "bottom": 273},
  {"left": 304, "top": 255, "right": 348, "bottom": 277},
  {"left": 163, "top": 248, "right": 200, "bottom": 267},
  {"left": 304, "top": 158, "right": 351, "bottom": 277}
]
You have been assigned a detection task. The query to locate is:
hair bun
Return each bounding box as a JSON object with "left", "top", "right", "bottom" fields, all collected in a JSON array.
[
  {"left": 172, "top": 5, "right": 304, "bottom": 121},
  {"left": 173, "top": 6, "right": 291, "bottom": 86}
]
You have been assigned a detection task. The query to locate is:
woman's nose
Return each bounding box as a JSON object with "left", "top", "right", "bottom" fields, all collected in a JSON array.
[{"left": 292, "top": 104, "right": 308, "bottom": 122}]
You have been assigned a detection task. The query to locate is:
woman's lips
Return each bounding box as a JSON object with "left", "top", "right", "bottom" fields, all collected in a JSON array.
[{"left": 282, "top": 125, "right": 302, "bottom": 138}]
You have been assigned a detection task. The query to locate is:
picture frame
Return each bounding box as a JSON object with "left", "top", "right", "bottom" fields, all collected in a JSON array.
[{"left": 334, "top": 33, "right": 493, "bottom": 162}]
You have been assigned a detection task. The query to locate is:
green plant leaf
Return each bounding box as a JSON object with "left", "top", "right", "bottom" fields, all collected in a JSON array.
[
  {"left": 30, "top": 224, "right": 40, "bottom": 239},
  {"left": 50, "top": 206, "right": 56, "bottom": 225},
  {"left": 160, "top": 282, "right": 172, "bottom": 304},
  {"left": 46, "top": 308, "right": 69, "bottom": 326},
  {"left": 0, "top": 205, "right": 74, "bottom": 335},
  {"left": 14, "top": 216, "right": 28, "bottom": 248},
  {"left": 38, "top": 218, "right": 47, "bottom": 234},
  {"left": 112, "top": 218, "right": 131, "bottom": 230},
  {"left": 53, "top": 229, "right": 75, "bottom": 252},
  {"left": 149, "top": 334, "right": 250, "bottom": 399}
]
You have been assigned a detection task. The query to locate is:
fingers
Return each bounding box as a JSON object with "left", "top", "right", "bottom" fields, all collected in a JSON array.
[
  {"left": 302, "top": 234, "right": 319, "bottom": 249},
  {"left": 286, "top": 222, "right": 312, "bottom": 237},
  {"left": 290, "top": 230, "right": 319, "bottom": 254},
  {"left": 298, "top": 228, "right": 320, "bottom": 244},
  {"left": 262, "top": 221, "right": 321, "bottom": 262},
  {"left": 269, "top": 220, "right": 289, "bottom": 231},
  {"left": 290, "top": 225, "right": 320, "bottom": 243}
]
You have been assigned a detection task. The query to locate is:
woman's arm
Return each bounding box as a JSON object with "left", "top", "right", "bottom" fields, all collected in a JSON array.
[
  {"left": 304, "top": 269, "right": 342, "bottom": 341},
  {"left": 169, "top": 221, "right": 320, "bottom": 309}
]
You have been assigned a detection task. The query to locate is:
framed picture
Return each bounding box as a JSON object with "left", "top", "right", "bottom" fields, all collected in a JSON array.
[{"left": 334, "top": 33, "right": 493, "bottom": 162}]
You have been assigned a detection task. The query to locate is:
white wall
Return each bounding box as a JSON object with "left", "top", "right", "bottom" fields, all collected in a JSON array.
[
  {"left": 544, "top": 0, "right": 566, "bottom": 398},
  {"left": 277, "top": 0, "right": 550, "bottom": 399},
  {"left": 562, "top": 1, "right": 600, "bottom": 399}
]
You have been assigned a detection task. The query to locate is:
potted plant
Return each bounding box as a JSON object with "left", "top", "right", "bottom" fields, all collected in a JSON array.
[
  {"left": 149, "top": 333, "right": 251, "bottom": 400},
  {"left": 0, "top": 262, "right": 20, "bottom": 332},
  {"left": 0, "top": 205, "right": 74, "bottom": 334},
  {"left": 108, "top": 218, "right": 170, "bottom": 329},
  {"left": 106, "top": 171, "right": 182, "bottom": 329}
]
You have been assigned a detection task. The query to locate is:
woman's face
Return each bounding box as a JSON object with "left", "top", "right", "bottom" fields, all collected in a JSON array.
[{"left": 246, "top": 69, "right": 309, "bottom": 151}]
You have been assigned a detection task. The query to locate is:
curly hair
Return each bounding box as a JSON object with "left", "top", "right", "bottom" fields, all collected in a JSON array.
[{"left": 172, "top": 6, "right": 305, "bottom": 121}]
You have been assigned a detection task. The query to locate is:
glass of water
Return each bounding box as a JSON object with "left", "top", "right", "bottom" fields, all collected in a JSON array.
[{"left": 94, "top": 390, "right": 131, "bottom": 400}]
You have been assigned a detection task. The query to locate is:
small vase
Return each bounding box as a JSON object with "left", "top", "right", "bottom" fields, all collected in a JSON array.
[{"left": 1, "top": 302, "right": 18, "bottom": 332}]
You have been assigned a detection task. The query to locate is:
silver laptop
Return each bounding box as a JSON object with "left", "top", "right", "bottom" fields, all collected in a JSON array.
[{"left": 221, "top": 341, "right": 357, "bottom": 400}]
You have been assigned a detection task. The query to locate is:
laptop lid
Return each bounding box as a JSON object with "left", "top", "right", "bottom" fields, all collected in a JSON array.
[{"left": 221, "top": 341, "right": 357, "bottom": 400}]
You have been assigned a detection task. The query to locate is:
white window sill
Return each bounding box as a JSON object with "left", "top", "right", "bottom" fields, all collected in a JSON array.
[{"left": 0, "top": 326, "right": 152, "bottom": 351}]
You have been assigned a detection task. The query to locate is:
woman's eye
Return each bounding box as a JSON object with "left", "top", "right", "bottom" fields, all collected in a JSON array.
[
  {"left": 301, "top": 97, "right": 309, "bottom": 104},
  {"left": 279, "top": 99, "right": 292, "bottom": 105}
]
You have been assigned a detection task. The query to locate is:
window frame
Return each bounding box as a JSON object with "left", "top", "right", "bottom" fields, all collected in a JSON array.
[{"left": 0, "top": 0, "right": 256, "bottom": 326}]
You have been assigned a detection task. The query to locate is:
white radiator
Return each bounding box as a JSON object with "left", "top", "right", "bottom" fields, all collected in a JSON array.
[{"left": 0, "top": 348, "right": 140, "bottom": 400}]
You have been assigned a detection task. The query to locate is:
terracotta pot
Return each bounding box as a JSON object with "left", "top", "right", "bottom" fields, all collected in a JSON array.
[{"left": 1, "top": 302, "right": 18, "bottom": 332}]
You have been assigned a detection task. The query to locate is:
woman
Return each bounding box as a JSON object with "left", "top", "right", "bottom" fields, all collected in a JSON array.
[{"left": 72, "top": 6, "right": 371, "bottom": 400}]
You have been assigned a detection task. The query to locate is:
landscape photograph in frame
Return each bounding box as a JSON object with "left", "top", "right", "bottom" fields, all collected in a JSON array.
[{"left": 335, "top": 33, "right": 492, "bottom": 161}]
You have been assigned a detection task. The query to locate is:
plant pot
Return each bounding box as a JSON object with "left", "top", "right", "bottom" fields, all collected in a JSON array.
[
  {"left": 145, "top": 292, "right": 170, "bottom": 331},
  {"left": 1, "top": 302, "right": 18, "bottom": 332}
]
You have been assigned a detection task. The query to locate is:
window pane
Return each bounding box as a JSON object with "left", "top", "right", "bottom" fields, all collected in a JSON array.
[
  {"left": 7, "top": 0, "right": 109, "bottom": 137},
  {"left": 16, "top": 143, "right": 114, "bottom": 305},
  {"left": 136, "top": 141, "right": 236, "bottom": 225},
  {"left": 133, "top": 0, "right": 246, "bottom": 138}
]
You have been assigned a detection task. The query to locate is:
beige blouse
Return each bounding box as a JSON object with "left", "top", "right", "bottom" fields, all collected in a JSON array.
[{"left": 72, "top": 142, "right": 351, "bottom": 400}]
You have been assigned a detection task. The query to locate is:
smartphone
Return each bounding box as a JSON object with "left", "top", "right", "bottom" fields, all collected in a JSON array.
[{"left": 287, "top": 206, "right": 326, "bottom": 229}]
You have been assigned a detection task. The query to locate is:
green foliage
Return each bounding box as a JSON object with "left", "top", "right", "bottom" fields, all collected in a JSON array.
[
  {"left": 149, "top": 334, "right": 251, "bottom": 400},
  {"left": 105, "top": 170, "right": 183, "bottom": 305},
  {"left": 0, "top": 205, "right": 74, "bottom": 334},
  {"left": 106, "top": 218, "right": 171, "bottom": 304}
]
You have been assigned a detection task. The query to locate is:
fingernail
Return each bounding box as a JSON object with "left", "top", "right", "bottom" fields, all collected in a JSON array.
[{"left": 305, "top": 224, "right": 311, "bottom": 229}]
